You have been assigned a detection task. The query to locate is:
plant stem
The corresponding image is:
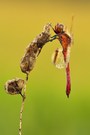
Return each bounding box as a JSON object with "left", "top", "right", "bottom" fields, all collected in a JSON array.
[{"left": 19, "top": 95, "right": 26, "bottom": 135}]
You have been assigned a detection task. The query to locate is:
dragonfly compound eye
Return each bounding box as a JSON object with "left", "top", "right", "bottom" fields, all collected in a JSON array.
[{"left": 55, "top": 23, "right": 64, "bottom": 34}]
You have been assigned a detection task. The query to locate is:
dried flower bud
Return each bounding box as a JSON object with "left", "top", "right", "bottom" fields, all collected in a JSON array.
[
  {"left": 5, "top": 78, "right": 25, "bottom": 95},
  {"left": 20, "top": 23, "right": 51, "bottom": 77}
]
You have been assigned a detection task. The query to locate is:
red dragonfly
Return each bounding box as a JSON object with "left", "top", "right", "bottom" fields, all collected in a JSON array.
[{"left": 50, "top": 19, "right": 73, "bottom": 97}]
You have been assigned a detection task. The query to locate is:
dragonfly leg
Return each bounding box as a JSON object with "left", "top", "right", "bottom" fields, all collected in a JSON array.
[{"left": 48, "top": 35, "right": 58, "bottom": 42}]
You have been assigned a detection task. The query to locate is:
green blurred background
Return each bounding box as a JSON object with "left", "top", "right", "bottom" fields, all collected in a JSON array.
[{"left": 0, "top": 0, "right": 90, "bottom": 135}]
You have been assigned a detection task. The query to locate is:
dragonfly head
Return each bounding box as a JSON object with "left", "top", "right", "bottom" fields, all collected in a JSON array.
[{"left": 54, "top": 23, "right": 64, "bottom": 34}]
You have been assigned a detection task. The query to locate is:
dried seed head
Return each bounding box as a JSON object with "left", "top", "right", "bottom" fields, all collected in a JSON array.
[
  {"left": 20, "top": 44, "right": 39, "bottom": 75},
  {"left": 43, "top": 23, "right": 51, "bottom": 33},
  {"left": 5, "top": 78, "right": 25, "bottom": 95},
  {"left": 20, "top": 23, "right": 51, "bottom": 77}
]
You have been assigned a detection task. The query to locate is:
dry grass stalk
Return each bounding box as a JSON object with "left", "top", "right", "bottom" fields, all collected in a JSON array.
[
  {"left": 5, "top": 23, "right": 52, "bottom": 135},
  {"left": 19, "top": 94, "right": 26, "bottom": 135}
]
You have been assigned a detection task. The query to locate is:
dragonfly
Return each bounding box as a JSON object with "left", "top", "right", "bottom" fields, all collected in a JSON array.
[{"left": 50, "top": 17, "right": 74, "bottom": 97}]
